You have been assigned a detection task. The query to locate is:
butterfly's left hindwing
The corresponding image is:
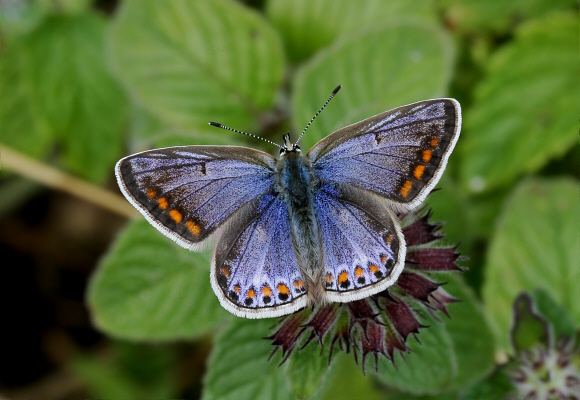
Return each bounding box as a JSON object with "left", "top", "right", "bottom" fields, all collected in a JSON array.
[
  {"left": 308, "top": 99, "right": 461, "bottom": 211},
  {"left": 211, "top": 194, "right": 308, "bottom": 318},
  {"left": 115, "top": 146, "right": 276, "bottom": 250}
]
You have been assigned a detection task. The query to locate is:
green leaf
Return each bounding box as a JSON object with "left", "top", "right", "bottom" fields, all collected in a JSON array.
[
  {"left": 425, "top": 177, "right": 509, "bottom": 290},
  {"left": 375, "top": 312, "right": 455, "bottom": 394},
  {"left": 375, "top": 274, "right": 494, "bottom": 394},
  {"left": 110, "top": 0, "right": 284, "bottom": 133},
  {"left": 126, "top": 106, "right": 246, "bottom": 151},
  {"left": 424, "top": 160, "right": 516, "bottom": 291},
  {"left": 36, "top": 0, "right": 92, "bottom": 16},
  {"left": 88, "top": 219, "right": 230, "bottom": 340},
  {"left": 460, "top": 13, "right": 578, "bottom": 193},
  {"left": 441, "top": 0, "right": 576, "bottom": 33},
  {"left": 443, "top": 274, "right": 496, "bottom": 390},
  {"left": 72, "top": 356, "right": 142, "bottom": 400},
  {"left": 0, "top": 13, "right": 128, "bottom": 183},
  {"left": 0, "top": 23, "right": 56, "bottom": 160},
  {"left": 202, "top": 318, "right": 293, "bottom": 400},
  {"left": 266, "top": 0, "right": 437, "bottom": 62},
  {"left": 482, "top": 178, "right": 580, "bottom": 351},
  {"left": 318, "top": 354, "right": 384, "bottom": 400},
  {"left": 285, "top": 340, "right": 334, "bottom": 399},
  {"left": 511, "top": 293, "right": 550, "bottom": 353},
  {"left": 71, "top": 343, "right": 177, "bottom": 400},
  {"left": 426, "top": 176, "right": 508, "bottom": 243},
  {"left": 292, "top": 22, "right": 454, "bottom": 151},
  {"left": 0, "top": 0, "right": 45, "bottom": 37},
  {"left": 387, "top": 391, "right": 459, "bottom": 400},
  {"left": 531, "top": 288, "right": 578, "bottom": 339},
  {"left": 151, "top": 130, "right": 246, "bottom": 149},
  {"left": 460, "top": 369, "right": 514, "bottom": 400}
]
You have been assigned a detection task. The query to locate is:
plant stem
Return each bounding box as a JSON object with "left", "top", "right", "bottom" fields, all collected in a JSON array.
[{"left": 0, "top": 145, "right": 137, "bottom": 218}]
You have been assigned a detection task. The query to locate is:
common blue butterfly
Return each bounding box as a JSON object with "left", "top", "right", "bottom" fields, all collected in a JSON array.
[{"left": 115, "top": 86, "right": 461, "bottom": 319}]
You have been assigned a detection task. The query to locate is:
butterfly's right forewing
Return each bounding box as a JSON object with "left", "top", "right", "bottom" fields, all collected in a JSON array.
[{"left": 308, "top": 99, "right": 461, "bottom": 212}]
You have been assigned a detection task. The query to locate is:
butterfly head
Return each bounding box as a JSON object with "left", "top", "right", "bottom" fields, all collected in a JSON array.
[
  {"left": 209, "top": 85, "right": 341, "bottom": 157},
  {"left": 281, "top": 85, "right": 341, "bottom": 156},
  {"left": 280, "top": 133, "right": 301, "bottom": 155}
]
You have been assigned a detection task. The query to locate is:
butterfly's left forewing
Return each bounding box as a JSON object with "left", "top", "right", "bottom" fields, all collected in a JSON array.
[
  {"left": 211, "top": 195, "right": 308, "bottom": 318},
  {"left": 116, "top": 146, "right": 276, "bottom": 251}
]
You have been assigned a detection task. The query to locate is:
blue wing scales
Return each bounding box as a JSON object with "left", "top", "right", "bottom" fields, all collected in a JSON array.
[
  {"left": 308, "top": 99, "right": 461, "bottom": 211},
  {"left": 116, "top": 146, "right": 276, "bottom": 250},
  {"left": 314, "top": 183, "right": 406, "bottom": 302},
  {"left": 211, "top": 195, "right": 308, "bottom": 318}
]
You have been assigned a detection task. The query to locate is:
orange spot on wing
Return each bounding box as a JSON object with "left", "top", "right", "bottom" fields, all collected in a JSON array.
[
  {"left": 157, "top": 197, "right": 168, "bottom": 209},
  {"left": 234, "top": 284, "right": 241, "bottom": 294},
  {"left": 261, "top": 286, "right": 272, "bottom": 296},
  {"left": 430, "top": 136, "right": 440, "bottom": 147},
  {"left": 422, "top": 149, "right": 432, "bottom": 163},
  {"left": 355, "top": 266, "right": 364, "bottom": 277},
  {"left": 246, "top": 288, "right": 256, "bottom": 298},
  {"left": 400, "top": 180, "right": 412, "bottom": 198},
  {"left": 326, "top": 273, "right": 333, "bottom": 283},
  {"left": 380, "top": 255, "right": 387, "bottom": 264},
  {"left": 277, "top": 283, "right": 290, "bottom": 295},
  {"left": 220, "top": 267, "right": 230, "bottom": 279},
  {"left": 413, "top": 164, "right": 426, "bottom": 179},
  {"left": 169, "top": 209, "right": 182, "bottom": 224},
  {"left": 186, "top": 220, "right": 201, "bottom": 236},
  {"left": 338, "top": 271, "right": 349, "bottom": 285},
  {"left": 146, "top": 187, "right": 157, "bottom": 199},
  {"left": 369, "top": 264, "right": 379, "bottom": 273},
  {"left": 293, "top": 280, "right": 304, "bottom": 288}
]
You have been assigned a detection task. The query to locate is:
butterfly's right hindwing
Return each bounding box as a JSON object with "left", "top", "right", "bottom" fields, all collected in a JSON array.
[
  {"left": 314, "top": 183, "right": 406, "bottom": 302},
  {"left": 115, "top": 146, "right": 277, "bottom": 250}
]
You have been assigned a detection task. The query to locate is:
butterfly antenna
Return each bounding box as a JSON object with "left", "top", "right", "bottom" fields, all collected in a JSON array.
[
  {"left": 208, "top": 122, "right": 283, "bottom": 149},
  {"left": 294, "top": 85, "right": 341, "bottom": 145}
]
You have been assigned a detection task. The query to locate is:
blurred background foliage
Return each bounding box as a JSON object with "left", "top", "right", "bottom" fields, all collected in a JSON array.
[{"left": 0, "top": 0, "right": 578, "bottom": 399}]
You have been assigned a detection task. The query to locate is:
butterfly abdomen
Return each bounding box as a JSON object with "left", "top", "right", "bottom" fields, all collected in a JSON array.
[{"left": 276, "top": 153, "right": 325, "bottom": 304}]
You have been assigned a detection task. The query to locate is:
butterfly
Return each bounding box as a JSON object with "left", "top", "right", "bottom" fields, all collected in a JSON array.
[{"left": 115, "top": 86, "right": 461, "bottom": 319}]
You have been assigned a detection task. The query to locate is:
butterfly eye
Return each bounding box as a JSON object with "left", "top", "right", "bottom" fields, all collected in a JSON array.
[
  {"left": 279, "top": 148, "right": 286, "bottom": 155},
  {"left": 294, "top": 145, "right": 301, "bottom": 152}
]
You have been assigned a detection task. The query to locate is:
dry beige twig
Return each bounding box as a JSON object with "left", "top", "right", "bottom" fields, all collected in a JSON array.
[{"left": 0, "top": 144, "right": 137, "bottom": 218}]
